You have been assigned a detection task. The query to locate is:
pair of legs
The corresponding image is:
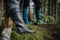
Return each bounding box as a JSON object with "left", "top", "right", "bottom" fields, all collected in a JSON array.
[
  {"left": 2, "top": 0, "right": 35, "bottom": 40},
  {"left": 20, "top": 0, "right": 41, "bottom": 24}
]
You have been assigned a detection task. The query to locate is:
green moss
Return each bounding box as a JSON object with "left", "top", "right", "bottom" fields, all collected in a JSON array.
[{"left": 11, "top": 25, "right": 50, "bottom": 40}]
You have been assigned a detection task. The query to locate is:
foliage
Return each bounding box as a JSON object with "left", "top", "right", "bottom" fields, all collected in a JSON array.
[
  {"left": 11, "top": 25, "right": 50, "bottom": 40},
  {"left": 32, "top": 14, "right": 56, "bottom": 24}
]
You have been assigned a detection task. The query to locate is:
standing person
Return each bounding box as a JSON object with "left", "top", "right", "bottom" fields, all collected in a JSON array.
[
  {"left": 2, "top": 0, "right": 35, "bottom": 40},
  {"left": 20, "top": 0, "right": 41, "bottom": 24}
]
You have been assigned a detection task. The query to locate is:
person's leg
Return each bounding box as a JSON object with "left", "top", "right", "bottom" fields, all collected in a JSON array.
[
  {"left": 23, "top": 0, "right": 31, "bottom": 24},
  {"left": 33, "top": 0, "right": 41, "bottom": 22},
  {"left": 19, "top": 0, "right": 24, "bottom": 10},
  {"left": 8, "top": 0, "right": 34, "bottom": 34}
]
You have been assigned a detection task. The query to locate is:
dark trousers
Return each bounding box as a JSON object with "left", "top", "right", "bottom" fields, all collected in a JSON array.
[
  {"left": 22, "top": 0, "right": 40, "bottom": 9},
  {"left": 20, "top": 0, "right": 41, "bottom": 22}
]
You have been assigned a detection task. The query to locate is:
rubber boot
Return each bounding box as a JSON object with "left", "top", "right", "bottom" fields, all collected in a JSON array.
[
  {"left": 23, "top": 7, "right": 28, "bottom": 24},
  {"left": 7, "top": 0, "right": 35, "bottom": 34},
  {"left": 23, "top": 7, "right": 32, "bottom": 24}
]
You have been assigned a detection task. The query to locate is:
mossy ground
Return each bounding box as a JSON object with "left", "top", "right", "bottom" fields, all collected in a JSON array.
[
  {"left": 0, "top": 24, "right": 60, "bottom": 40},
  {"left": 11, "top": 25, "right": 50, "bottom": 40}
]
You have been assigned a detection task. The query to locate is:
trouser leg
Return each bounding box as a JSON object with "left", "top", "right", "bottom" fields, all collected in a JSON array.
[
  {"left": 19, "top": 0, "right": 24, "bottom": 10},
  {"left": 33, "top": 0, "right": 41, "bottom": 22},
  {"left": 22, "top": 0, "right": 30, "bottom": 24}
]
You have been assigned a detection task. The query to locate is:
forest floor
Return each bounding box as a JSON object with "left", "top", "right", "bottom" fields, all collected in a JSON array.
[
  {"left": 0, "top": 24, "right": 60, "bottom": 40},
  {"left": 10, "top": 24, "right": 60, "bottom": 40}
]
